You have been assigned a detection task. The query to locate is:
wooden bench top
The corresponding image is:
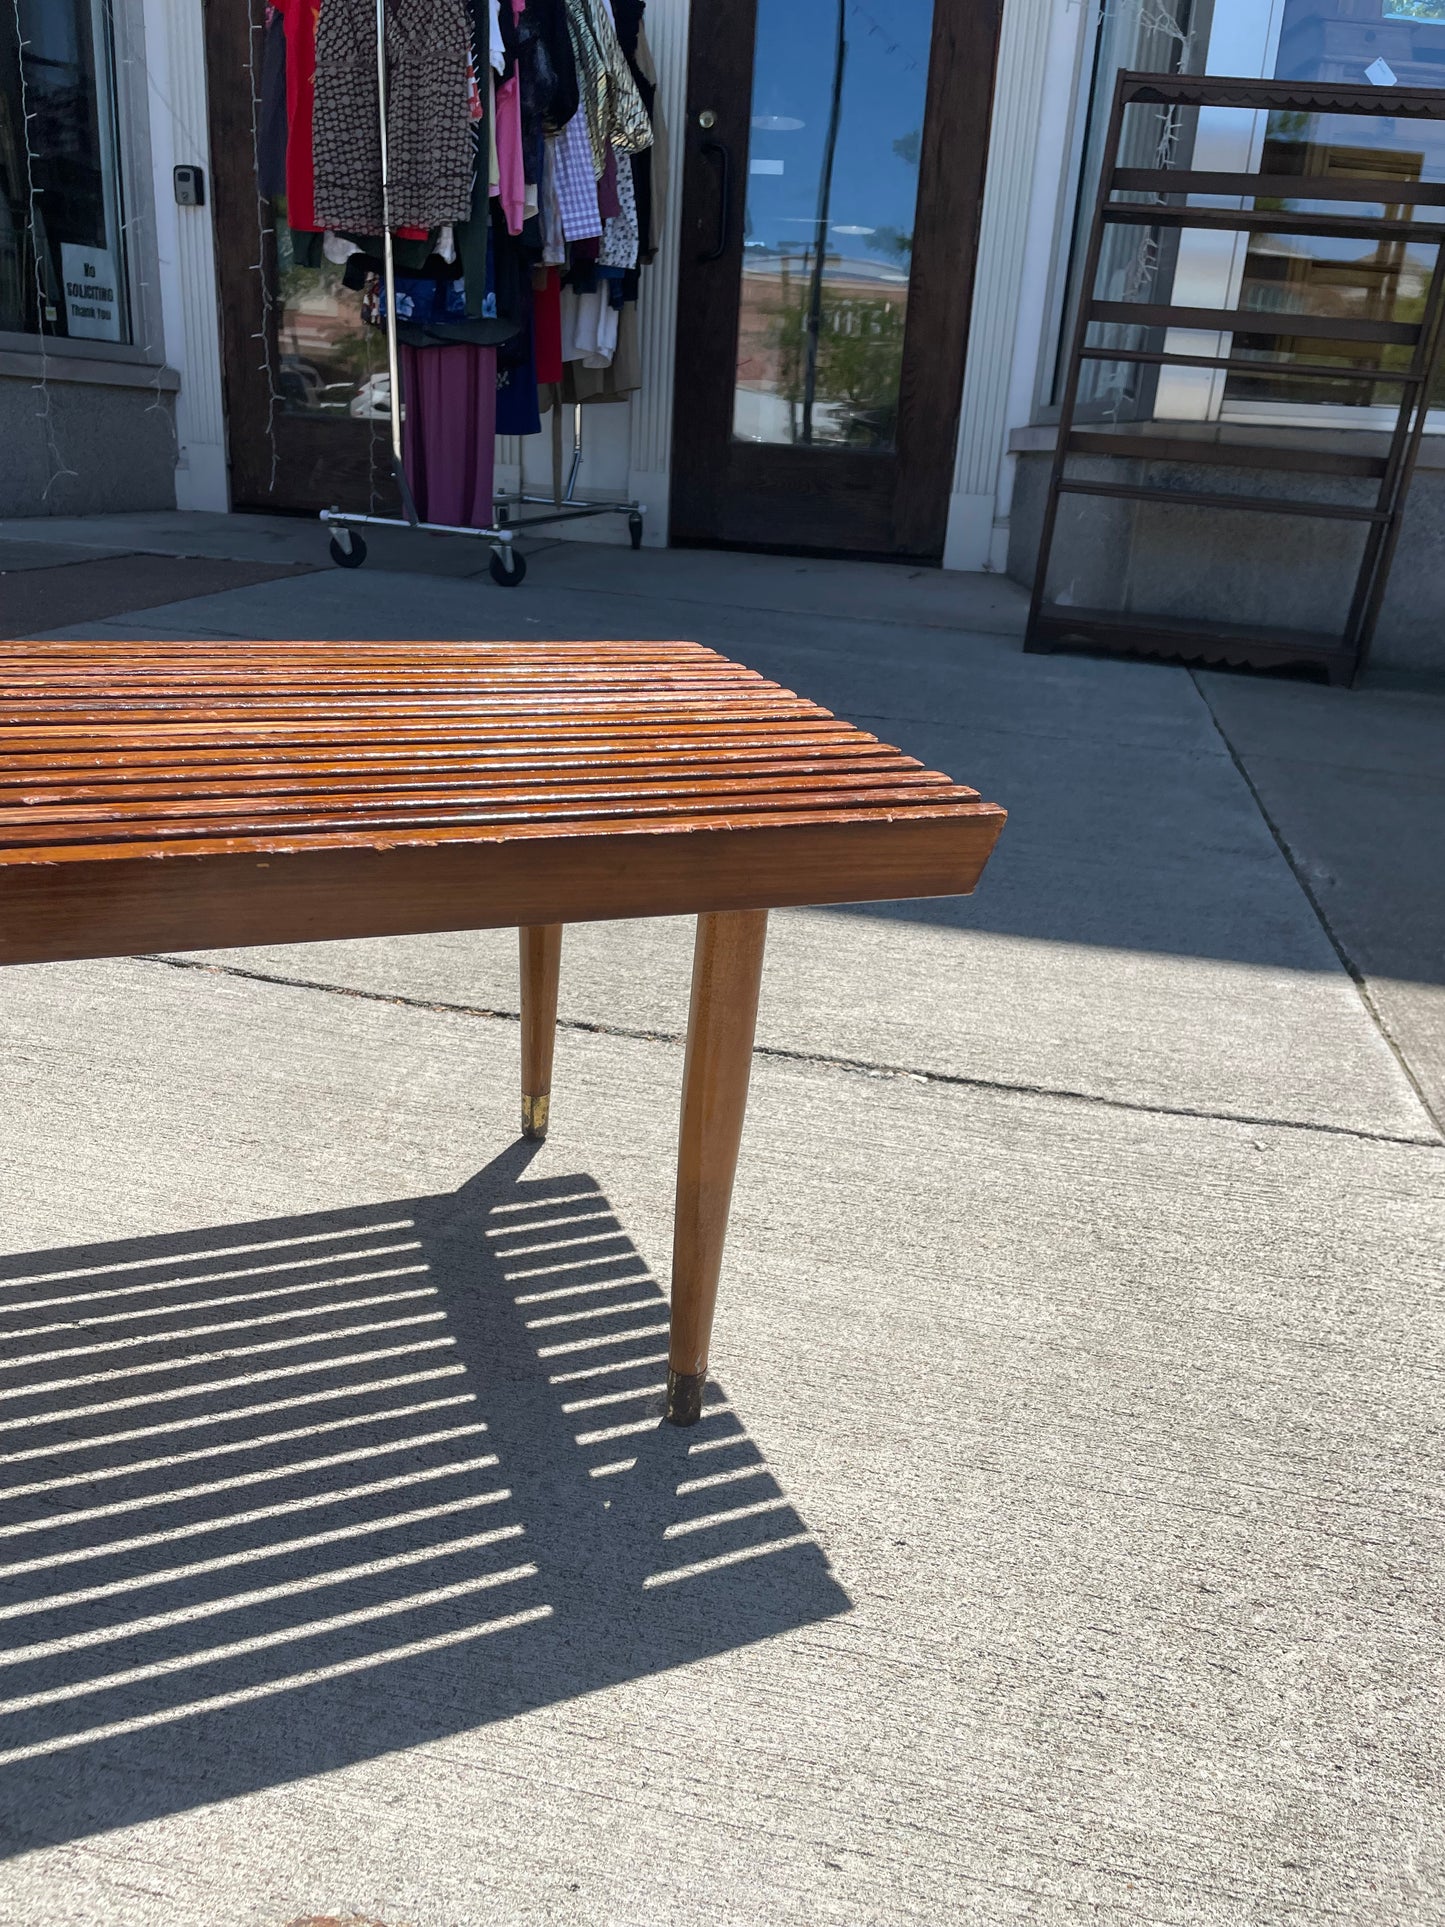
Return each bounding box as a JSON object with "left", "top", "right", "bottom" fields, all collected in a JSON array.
[{"left": 0, "top": 639, "right": 1006, "bottom": 965}]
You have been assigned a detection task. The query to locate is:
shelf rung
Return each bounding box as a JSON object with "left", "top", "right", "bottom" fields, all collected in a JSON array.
[
  {"left": 1117, "top": 72, "right": 1445, "bottom": 119},
  {"left": 1075, "top": 344, "right": 1425, "bottom": 383},
  {"left": 1111, "top": 169, "right": 1445, "bottom": 206},
  {"left": 1066, "top": 430, "right": 1388, "bottom": 478},
  {"left": 1031, "top": 605, "right": 1351, "bottom": 657},
  {"left": 1027, "top": 606, "right": 1356, "bottom": 678},
  {"left": 1088, "top": 301, "right": 1421, "bottom": 347},
  {"left": 1101, "top": 202, "right": 1445, "bottom": 241},
  {"left": 1055, "top": 477, "right": 1390, "bottom": 522}
]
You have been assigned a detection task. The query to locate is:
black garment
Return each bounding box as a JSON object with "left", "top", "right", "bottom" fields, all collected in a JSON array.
[
  {"left": 257, "top": 9, "right": 289, "bottom": 202},
  {"left": 340, "top": 236, "right": 459, "bottom": 282},
  {"left": 611, "top": 0, "right": 643, "bottom": 59},
  {"left": 517, "top": 0, "right": 578, "bottom": 134},
  {"left": 610, "top": 0, "right": 654, "bottom": 261},
  {"left": 458, "top": 81, "right": 493, "bottom": 320},
  {"left": 497, "top": 0, "right": 520, "bottom": 78},
  {"left": 290, "top": 228, "right": 327, "bottom": 271},
  {"left": 489, "top": 200, "right": 534, "bottom": 326}
]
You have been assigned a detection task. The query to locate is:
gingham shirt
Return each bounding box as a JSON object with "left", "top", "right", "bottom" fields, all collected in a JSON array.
[{"left": 552, "top": 113, "right": 602, "bottom": 240}]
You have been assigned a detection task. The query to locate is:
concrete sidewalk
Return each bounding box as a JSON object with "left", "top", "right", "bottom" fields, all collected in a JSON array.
[{"left": 0, "top": 515, "right": 1441, "bottom": 1926}]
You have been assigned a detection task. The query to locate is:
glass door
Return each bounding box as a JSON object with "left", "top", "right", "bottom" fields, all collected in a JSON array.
[
  {"left": 204, "top": 0, "right": 398, "bottom": 516},
  {"left": 670, "top": 0, "right": 1003, "bottom": 558}
]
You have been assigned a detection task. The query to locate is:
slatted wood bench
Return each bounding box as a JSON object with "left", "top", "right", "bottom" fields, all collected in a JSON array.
[{"left": 0, "top": 640, "right": 1005, "bottom": 1423}]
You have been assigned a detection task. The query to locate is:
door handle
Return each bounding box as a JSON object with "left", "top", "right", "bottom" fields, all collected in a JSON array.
[{"left": 699, "top": 138, "right": 732, "bottom": 263}]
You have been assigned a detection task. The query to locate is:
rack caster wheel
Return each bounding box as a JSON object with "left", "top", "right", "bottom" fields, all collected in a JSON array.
[
  {"left": 329, "top": 531, "right": 366, "bottom": 569},
  {"left": 489, "top": 546, "right": 527, "bottom": 587},
  {"left": 628, "top": 512, "right": 644, "bottom": 551}
]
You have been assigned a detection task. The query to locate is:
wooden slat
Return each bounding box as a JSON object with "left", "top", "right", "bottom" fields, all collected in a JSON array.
[{"left": 0, "top": 639, "right": 1006, "bottom": 964}]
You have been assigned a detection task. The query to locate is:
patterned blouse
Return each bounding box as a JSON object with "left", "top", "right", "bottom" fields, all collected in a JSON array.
[
  {"left": 312, "top": 0, "right": 476, "bottom": 231},
  {"left": 563, "top": 0, "right": 651, "bottom": 179}
]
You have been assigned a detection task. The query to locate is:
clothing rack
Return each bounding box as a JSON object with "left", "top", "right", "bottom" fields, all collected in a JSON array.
[
  {"left": 319, "top": 0, "right": 647, "bottom": 585},
  {"left": 495, "top": 404, "right": 645, "bottom": 548}
]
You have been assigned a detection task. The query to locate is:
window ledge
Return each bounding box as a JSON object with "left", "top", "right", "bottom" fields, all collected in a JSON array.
[
  {"left": 0, "top": 348, "right": 180, "bottom": 393},
  {"left": 1010, "top": 420, "right": 1445, "bottom": 471}
]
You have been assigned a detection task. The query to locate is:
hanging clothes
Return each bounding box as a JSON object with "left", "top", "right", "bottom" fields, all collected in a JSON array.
[
  {"left": 492, "top": 0, "right": 528, "bottom": 234},
  {"left": 517, "top": 0, "right": 580, "bottom": 135},
  {"left": 533, "top": 268, "right": 564, "bottom": 383},
  {"left": 275, "top": 0, "right": 320, "bottom": 231},
  {"left": 312, "top": 0, "right": 475, "bottom": 231},
  {"left": 400, "top": 344, "right": 497, "bottom": 527},
  {"left": 563, "top": 0, "right": 652, "bottom": 175},
  {"left": 257, "top": 8, "right": 289, "bottom": 203},
  {"left": 598, "top": 150, "right": 638, "bottom": 270},
  {"left": 497, "top": 299, "right": 542, "bottom": 437},
  {"left": 550, "top": 116, "right": 602, "bottom": 239},
  {"left": 560, "top": 284, "right": 617, "bottom": 369},
  {"left": 270, "top": 0, "right": 664, "bottom": 527},
  {"left": 636, "top": 20, "right": 667, "bottom": 259},
  {"left": 612, "top": 3, "right": 666, "bottom": 260},
  {"left": 540, "top": 142, "right": 567, "bottom": 264}
]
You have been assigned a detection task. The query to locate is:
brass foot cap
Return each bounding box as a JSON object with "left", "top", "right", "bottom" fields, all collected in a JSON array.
[
  {"left": 521, "top": 1094, "right": 550, "bottom": 1142},
  {"left": 665, "top": 1369, "right": 706, "bottom": 1427}
]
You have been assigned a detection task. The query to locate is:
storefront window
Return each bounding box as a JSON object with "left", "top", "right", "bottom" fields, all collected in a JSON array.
[
  {"left": 274, "top": 222, "right": 380, "bottom": 421},
  {"left": 731, "top": 0, "right": 935, "bottom": 452},
  {"left": 1055, "top": 0, "right": 1445, "bottom": 426},
  {"left": 0, "top": 0, "right": 129, "bottom": 343}
]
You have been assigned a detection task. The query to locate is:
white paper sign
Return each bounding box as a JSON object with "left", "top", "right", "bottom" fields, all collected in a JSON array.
[
  {"left": 1365, "top": 56, "right": 1399, "bottom": 87},
  {"left": 60, "top": 243, "right": 122, "bottom": 341}
]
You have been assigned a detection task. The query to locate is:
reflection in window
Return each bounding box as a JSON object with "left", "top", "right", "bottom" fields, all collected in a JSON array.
[
  {"left": 1053, "top": 0, "right": 1202, "bottom": 418},
  {"left": 1057, "top": 0, "right": 1445, "bottom": 424},
  {"left": 274, "top": 218, "right": 384, "bottom": 421},
  {"left": 732, "top": 0, "right": 933, "bottom": 451}
]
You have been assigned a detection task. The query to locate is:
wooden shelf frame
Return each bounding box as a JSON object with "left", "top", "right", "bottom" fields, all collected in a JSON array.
[{"left": 1025, "top": 71, "right": 1445, "bottom": 687}]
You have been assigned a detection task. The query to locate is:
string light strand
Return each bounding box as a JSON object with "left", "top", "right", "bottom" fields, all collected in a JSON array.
[
  {"left": 10, "top": 0, "right": 79, "bottom": 502},
  {"left": 245, "top": 0, "right": 282, "bottom": 492}
]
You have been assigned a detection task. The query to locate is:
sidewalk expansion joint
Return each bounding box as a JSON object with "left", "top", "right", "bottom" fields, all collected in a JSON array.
[
  {"left": 138, "top": 954, "right": 1444, "bottom": 1152},
  {"left": 1189, "top": 668, "right": 1444, "bottom": 1143}
]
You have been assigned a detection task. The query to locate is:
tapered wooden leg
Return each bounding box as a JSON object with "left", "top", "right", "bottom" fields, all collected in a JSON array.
[
  {"left": 519, "top": 924, "right": 563, "bottom": 1141},
  {"left": 666, "top": 909, "right": 768, "bottom": 1425}
]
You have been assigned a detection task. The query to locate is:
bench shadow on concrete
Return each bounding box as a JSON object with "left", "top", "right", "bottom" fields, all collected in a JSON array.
[{"left": 0, "top": 1142, "right": 848, "bottom": 1856}]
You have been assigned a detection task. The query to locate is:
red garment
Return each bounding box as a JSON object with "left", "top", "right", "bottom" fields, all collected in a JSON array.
[
  {"left": 277, "top": 0, "right": 320, "bottom": 232},
  {"left": 533, "top": 269, "right": 562, "bottom": 384}
]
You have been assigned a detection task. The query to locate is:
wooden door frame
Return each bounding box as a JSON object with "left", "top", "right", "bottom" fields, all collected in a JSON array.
[
  {"left": 202, "top": 0, "right": 397, "bottom": 516},
  {"left": 669, "top": 0, "right": 1004, "bottom": 560}
]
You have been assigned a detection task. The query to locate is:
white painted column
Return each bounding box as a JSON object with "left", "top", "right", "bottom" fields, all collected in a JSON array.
[
  {"left": 625, "top": 0, "right": 689, "bottom": 544},
  {"left": 138, "top": 0, "right": 229, "bottom": 510},
  {"left": 943, "top": 0, "right": 1082, "bottom": 573}
]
